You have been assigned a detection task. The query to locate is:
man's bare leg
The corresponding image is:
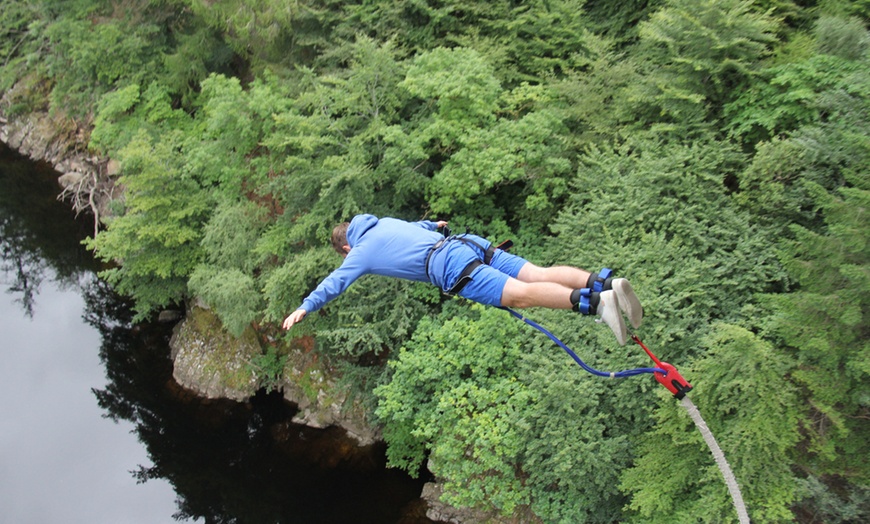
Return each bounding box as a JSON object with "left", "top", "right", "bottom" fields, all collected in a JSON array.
[
  {"left": 516, "top": 263, "right": 590, "bottom": 289},
  {"left": 501, "top": 278, "right": 574, "bottom": 309},
  {"left": 516, "top": 262, "right": 642, "bottom": 327},
  {"left": 501, "top": 277, "right": 628, "bottom": 345}
]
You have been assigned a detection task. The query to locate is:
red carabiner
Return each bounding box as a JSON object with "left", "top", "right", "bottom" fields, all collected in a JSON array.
[{"left": 631, "top": 335, "right": 693, "bottom": 399}]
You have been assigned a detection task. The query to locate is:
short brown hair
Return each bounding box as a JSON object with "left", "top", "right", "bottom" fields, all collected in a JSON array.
[{"left": 331, "top": 222, "right": 350, "bottom": 255}]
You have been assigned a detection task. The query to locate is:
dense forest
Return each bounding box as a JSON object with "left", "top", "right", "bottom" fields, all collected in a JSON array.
[{"left": 2, "top": 0, "right": 868, "bottom": 522}]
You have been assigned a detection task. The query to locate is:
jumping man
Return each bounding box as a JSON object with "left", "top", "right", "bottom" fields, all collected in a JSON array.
[{"left": 282, "top": 215, "right": 642, "bottom": 345}]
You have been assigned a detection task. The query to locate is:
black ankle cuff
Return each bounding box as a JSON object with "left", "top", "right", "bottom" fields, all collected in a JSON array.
[
  {"left": 572, "top": 288, "right": 600, "bottom": 314},
  {"left": 586, "top": 270, "right": 614, "bottom": 292}
]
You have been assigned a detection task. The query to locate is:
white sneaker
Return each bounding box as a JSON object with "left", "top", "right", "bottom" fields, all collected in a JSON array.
[
  {"left": 596, "top": 290, "right": 628, "bottom": 346},
  {"left": 612, "top": 278, "right": 643, "bottom": 329}
]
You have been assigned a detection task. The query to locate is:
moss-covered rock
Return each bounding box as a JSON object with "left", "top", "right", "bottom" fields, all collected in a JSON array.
[
  {"left": 280, "top": 335, "right": 381, "bottom": 446},
  {"left": 169, "top": 306, "right": 380, "bottom": 446},
  {"left": 170, "top": 305, "right": 261, "bottom": 401}
]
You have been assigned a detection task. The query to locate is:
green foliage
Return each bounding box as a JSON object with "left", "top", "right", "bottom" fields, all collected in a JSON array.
[
  {"left": 42, "top": 12, "right": 168, "bottom": 116},
  {"left": 725, "top": 53, "right": 866, "bottom": 146},
  {"left": 731, "top": 52, "right": 870, "bottom": 232},
  {"left": 90, "top": 82, "right": 194, "bottom": 156},
  {"left": 764, "top": 180, "right": 870, "bottom": 480},
  {"left": 510, "top": 311, "right": 653, "bottom": 523},
  {"left": 583, "top": 0, "right": 665, "bottom": 41},
  {"left": 184, "top": 0, "right": 340, "bottom": 75},
  {"left": 536, "top": 135, "right": 791, "bottom": 521},
  {"left": 257, "top": 37, "right": 429, "bottom": 245},
  {"left": 85, "top": 131, "right": 211, "bottom": 320},
  {"left": 7, "top": 1, "right": 870, "bottom": 521},
  {"left": 159, "top": 20, "right": 237, "bottom": 108},
  {"left": 796, "top": 476, "right": 870, "bottom": 524},
  {"left": 375, "top": 306, "right": 538, "bottom": 515},
  {"left": 633, "top": 0, "right": 781, "bottom": 127},
  {"left": 550, "top": 136, "right": 786, "bottom": 350},
  {"left": 731, "top": 138, "right": 816, "bottom": 227},
  {"left": 814, "top": 16, "right": 870, "bottom": 61},
  {"left": 200, "top": 199, "right": 267, "bottom": 273},
  {"left": 820, "top": 0, "right": 870, "bottom": 22},
  {"left": 249, "top": 346, "right": 288, "bottom": 393},
  {"left": 0, "top": 0, "right": 235, "bottom": 121},
  {"left": 341, "top": 0, "right": 595, "bottom": 85},
  {"left": 551, "top": 32, "right": 641, "bottom": 145},
  {"left": 622, "top": 324, "right": 802, "bottom": 523},
  {"left": 431, "top": 107, "right": 572, "bottom": 224},
  {"left": 0, "top": 1, "right": 40, "bottom": 91},
  {"left": 322, "top": 36, "right": 408, "bottom": 126},
  {"left": 314, "top": 277, "right": 432, "bottom": 359},
  {"left": 184, "top": 73, "right": 288, "bottom": 198},
  {"left": 188, "top": 265, "right": 262, "bottom": 337},
  {"left": 403, "top": 48, "right": 574, "bottom": 226},
  {"left": 261, "top": 246, "right": 336, "bottom": 326},
  {"left": 402, "top": 47, "right": 501, "bottom": 135},
  {"left": 465, "top": 0, "right": 593, "bottom": 83}
]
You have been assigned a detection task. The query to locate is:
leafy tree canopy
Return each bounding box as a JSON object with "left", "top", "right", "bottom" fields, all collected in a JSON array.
[{"left": 3, "top": 0, "right": 869, "bottom": 521}]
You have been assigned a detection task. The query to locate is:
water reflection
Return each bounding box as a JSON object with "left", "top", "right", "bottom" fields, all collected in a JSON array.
[
  {"left": 0, "top": 145, "right": 94, "bottom": 315},
  {"left": 1, "top": 144, "right": 177, "bottom": 522},
  {"left": 0, "top": 143, "right": 433, "bottom": 523},
  {"left": 0, "top": 219, "right": 43, "bottom": 316},
  {"left": 86, "top": 282, "right": 432, "bottom": 523}
]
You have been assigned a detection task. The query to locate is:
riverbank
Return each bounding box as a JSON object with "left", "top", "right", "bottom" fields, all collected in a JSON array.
[
  {"left": 0, "top": 89, "right": 378, "bottom": 436},
  {"left": 0, "top": 97, "right": 483, "bottom": 524}
]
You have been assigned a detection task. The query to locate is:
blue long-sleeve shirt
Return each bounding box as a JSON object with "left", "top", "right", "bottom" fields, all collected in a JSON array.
[{"left": 299, "top": 215, "right": 445, "bottom": 313}]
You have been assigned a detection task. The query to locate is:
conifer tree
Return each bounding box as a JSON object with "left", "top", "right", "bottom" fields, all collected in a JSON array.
[
  {"left": 86, "top": 132, "right": 211, "bottom": 320},
  {"left": 621, "top": 325, "right": 803, "bottom": 523},
  {"left": 765, "top": 180, "right": 870, "bottom": 482},
  {"left": 632, "top": 0, "right": 781, "bottom": 127}
]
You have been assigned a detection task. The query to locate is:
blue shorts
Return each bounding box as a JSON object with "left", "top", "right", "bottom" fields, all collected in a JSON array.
[{"left": 455, "top": 248, "right": 528, "bottom": 307}]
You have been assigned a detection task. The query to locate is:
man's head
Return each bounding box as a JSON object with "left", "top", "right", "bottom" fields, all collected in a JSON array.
[{"left": 331, "top": 222, "right": 351, "bottom": 256}]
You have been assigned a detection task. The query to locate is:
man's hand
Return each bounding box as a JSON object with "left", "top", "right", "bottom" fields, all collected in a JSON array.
[
  {"left": 436, "top": 220, "right": 448, "bottom": 228},
  {"left": 283, "top": 309, "right": 307, "bottom": 330}
]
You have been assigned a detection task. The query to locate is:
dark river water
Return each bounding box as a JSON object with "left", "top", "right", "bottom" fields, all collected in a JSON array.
[{"left": 0, "top": 142, "right": 434, "bottom": 523}]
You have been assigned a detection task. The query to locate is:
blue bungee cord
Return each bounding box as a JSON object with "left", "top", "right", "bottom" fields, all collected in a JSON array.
[{"left": 502, "top": 307, "right": 666, "bottom": 378}]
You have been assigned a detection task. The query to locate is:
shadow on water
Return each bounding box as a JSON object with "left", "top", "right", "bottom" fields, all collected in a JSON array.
[{"left": 1, "top": 142, "right": 435, "bottom": 524}]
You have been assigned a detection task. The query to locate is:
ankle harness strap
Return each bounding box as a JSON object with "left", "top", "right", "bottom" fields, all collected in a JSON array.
[
  {"left": 572, "top": 267, "right": 614, "bottom": 314},
  {"left": 587, "top": 267, "right": 614, "bottom": 292},
  {"left": 573, "top": 288, "right": 598, "bottom": 314}
]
